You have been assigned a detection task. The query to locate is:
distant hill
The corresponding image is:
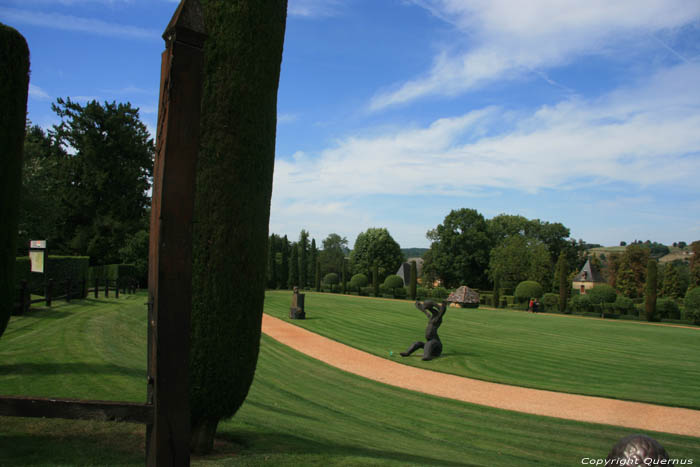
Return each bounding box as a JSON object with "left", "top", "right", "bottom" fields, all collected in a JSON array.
[
  {"left": 402, "top": 248, "right": 429, "bottom": 259},
  {"left": 587, "top": 244, "right": 691, "bottom": 263}
]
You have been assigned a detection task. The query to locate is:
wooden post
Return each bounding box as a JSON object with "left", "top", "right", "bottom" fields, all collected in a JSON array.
[
  {"left": 94, "top": 277, "right": 99, "bottom": 298},
  {"left": 105, "top": 278, "right": 109, "bottom": 298},
  {"left": 146, "top": 1, "right": 206, "bottom": 465},
  {"left": 115, "top": 280, "right": 119, "bottom": 299}
]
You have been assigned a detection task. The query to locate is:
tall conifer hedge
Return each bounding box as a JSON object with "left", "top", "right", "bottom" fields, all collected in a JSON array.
[
  {"left": 645, "top": 259, "right": 658, "bottom": 322},
  {"left": 0, "top": 24, "right": 29, "bottom": 338},
  {"left": 189, "top": 0, "right": 287, "bottom": 453}
]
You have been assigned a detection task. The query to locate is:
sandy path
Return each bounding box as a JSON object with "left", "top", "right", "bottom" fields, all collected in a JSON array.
[{"left": 262, "top": 313, "right": 700, "bottom": 438}]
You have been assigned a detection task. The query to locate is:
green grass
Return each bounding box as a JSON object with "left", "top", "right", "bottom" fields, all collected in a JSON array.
[
  {"left": 1, "top": 293, "right": 699, "bottom": 465},
  {"left": 264, "top": 290, "right": 700, "bottom": 409}
]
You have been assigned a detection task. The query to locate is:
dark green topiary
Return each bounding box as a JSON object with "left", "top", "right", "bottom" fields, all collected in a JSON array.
[
  {"left": 0, "top": 23, "right": 30, "bottom": 338},
  {"left": 341, "top": 259, "right": 347, "bottom": 294},
  {"left": 323, "top": 272, "right": 339, "bottom": 292},
  {"left": 409, "top": 260, "right": 417, "bottom": 300},
  {"left": 493, "top": 274, "right": 501, "bottom": 309},
  {"left": 189, "top": 0, "right": 287, "bottom": 454},
  {"left": 315, "top": 258, "right": 321, "bottom": 292},
  {"left": 514, "top": 280, "right": 544, "bottom": 303},
  {"left": 613, "top": 295, "right": 634, "bottom": 315},
  {"left": 383, "top": 274, "right": 404, "bottom": 290},
  {"left": 645, "top": 259, "right": 658, "bottom": 322},
  {"left": 349, "top": 273, "right": 368, "bottom": 290}
]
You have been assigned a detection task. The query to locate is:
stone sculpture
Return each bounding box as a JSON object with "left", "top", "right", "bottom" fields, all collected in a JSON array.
[
  {"left": 289, "top": 286, "right": 305, "bottom": 319},
  {"left": 400, "top": 300, "right": 447, "bottom": 361},
  {"left": 606, "top": 434, "right": 669, "bottom": 466}
]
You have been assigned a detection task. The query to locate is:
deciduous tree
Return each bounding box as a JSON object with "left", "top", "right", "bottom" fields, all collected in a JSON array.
[
  {"left": 350, "top": 228, "right": 403, "bottom": 282},
  {"left": 427, "top": 209, "right": 491, "bottom": 288}
]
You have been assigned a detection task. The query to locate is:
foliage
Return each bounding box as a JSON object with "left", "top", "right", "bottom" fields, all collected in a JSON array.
[
  {"left": 349, "top": 273, "right": 368, "bottom": 290},
  {"left": 492, "top": 274, "right": 501, "bottom": 309},
  {"left": 489, "top": 236, "right": 551, "bottom": 293},
  {"left": 51, "top": 98, "right": 154, "bottom": 265},
  {"left": 372, "top": 263, "right": 379, "bottom": 297},
  {"left": 190, "top": 0, "right": 287, "bottom": 453},
  {"left": 1, "top": 23, "right": 29, "bottom": 339},
  {"left": 309, "top": 238, "right": 318, "bottom": 289},
  {"left": 661, "top": 261, "right": 689, "bottom": 299},
  {"left": 118, "top": 228, "right": 149, "bottom": 287},
  {"left": 612, "top": 295, "right": 634, "bottom": 315},
  {"left": 684, "top": 287, "right": 700, "bottom": 324},
  {"left": 323, "top": 272, "right": 339, "bottom": 293},
  {"left": 16, "top": 124, "right": 69, "bottom": 255},
  {"left": 319, "top": 233, "right": 348, "bottom": 276},
  {"left": 288, "top": 242, "right": 300, "bottom": 288},
  {"left": 514, "top": 280, "right": 544, "bottom": 303},
  {"left": 645, "top": 260, "right": 658, "bottom": 321},
  {"left": 690, "top": 241, "right": 700, "bottom": 289},
  {"left": 542, "top": 293, "right": 559, "bottom": 312},
  {"left": 615, "top": 244, "right": 649, "bottom": 298},
  {"left": 586, "top": 284, "right": 617, "bottom": 305},
  {"left": 279, "top": 235, "right": 290, "bottom": 289},
  {"left": 431, "top": 287, "right": 449, "bottom": 300},
  {"left": 408, "top": 260, "right": 418, "bottom": 300},
  {"left": 555, "top": 251, "right": 569, "bottom": 313},
  {"left": 392, "top": 287, "right": 407, "bottom": 299},
  {"left": 341, "top": 258, "right": 347, "bottom": 294},
  {"left": 656, "top": 298, "right": 680, "bottom": 320},
  {"left": 350, "top": 228, "right": 403, "bottom": 281},
  {"left": 426, "top": 208, "right": 491, "bottom": 289},
  {"left": 298, "top": 230, "right": 309, "bottom": 288},
  {"left": 383, "top": 274, "right": 404, "bottom": 290},
  {"left": 569, "top": 294, "right": 593, "bottom": 314}
]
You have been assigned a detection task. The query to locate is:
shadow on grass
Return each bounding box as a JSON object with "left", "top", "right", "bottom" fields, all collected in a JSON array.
[
  {"left": 0, "top": 362, "right": 145, "bottom": 379},
  {"left": 0, "top": 418, "right": 144, "bottom": 466},
  {"left": 215, "top": 429, "right": 473, "bottom": 466}
]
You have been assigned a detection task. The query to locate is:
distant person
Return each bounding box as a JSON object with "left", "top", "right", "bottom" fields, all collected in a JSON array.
[
  {"left": 529, "top": 298, "right": 534, "bottom": 312},
  {"left": 533, "top": 299, "right": 540, "bottom": 313}
]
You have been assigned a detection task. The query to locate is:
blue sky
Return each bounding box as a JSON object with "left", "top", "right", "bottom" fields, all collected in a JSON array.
[{"left": 3, "top": 0, "right": 700, "bottom": 249}]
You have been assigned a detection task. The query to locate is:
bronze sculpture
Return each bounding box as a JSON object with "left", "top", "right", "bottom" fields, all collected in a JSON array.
[
  {"left": 400, "top": 300, "right": 447, "bottom": 361},
  {"left": 606, "top": 434, "right": 669, "bottom": 466}
]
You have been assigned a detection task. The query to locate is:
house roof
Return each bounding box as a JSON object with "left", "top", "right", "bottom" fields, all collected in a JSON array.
[{"left": 573, "top": 259, "right": 605, "bottom": 283}]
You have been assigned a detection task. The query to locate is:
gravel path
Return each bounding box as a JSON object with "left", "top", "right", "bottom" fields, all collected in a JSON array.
[{"left": 262, "top": 313, "right": 700, "bottom": 438}]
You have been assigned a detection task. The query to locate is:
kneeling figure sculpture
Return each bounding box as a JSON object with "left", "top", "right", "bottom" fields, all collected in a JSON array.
[{"left": 400, "top": 300, "right": 447, "bottom": 361}]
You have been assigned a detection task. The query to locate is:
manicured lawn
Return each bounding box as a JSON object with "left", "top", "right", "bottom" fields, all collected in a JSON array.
[
  {"left": 264, "top": 290, "right": 700, "bottom": 409},
  {"left": 1, "top": 293, "right": 699, "bottom": 465}
]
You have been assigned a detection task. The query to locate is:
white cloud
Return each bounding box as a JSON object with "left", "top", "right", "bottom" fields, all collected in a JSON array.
[
  {"left": 28, "top": 84, "right": 50, "bottom": 100},
  {"left": 0, "top": 7, "right": 159, "bottom": 40},
  {"left": 288, "top": 0, "right": 343, "bottom": 18},
  {"left": 274, "top": 62, "right": 700, "bottom": 205},
  {"left": 371, "top": 0, "right": 700, "bottom": 110},
  {"left": 278, "top": 113, "right": 299, "bottom": 124}
]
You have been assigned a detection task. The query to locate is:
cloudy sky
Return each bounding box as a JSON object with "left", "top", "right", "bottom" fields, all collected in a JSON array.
[{"left": 3, "top": 0, "right": 700, "bottom": 248}]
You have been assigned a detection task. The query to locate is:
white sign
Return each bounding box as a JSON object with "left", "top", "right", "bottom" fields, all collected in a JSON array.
[
  {"left": 30, "top": 250, "right": 45, "bottom": 273},
  {"left": 30, "top": 240, "right": 46, "bottom": 249}
]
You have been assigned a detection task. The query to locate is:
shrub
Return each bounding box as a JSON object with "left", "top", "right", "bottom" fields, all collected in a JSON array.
[
  {"left": 542, "top": 293, "right": 558, "bottom": 312},
  {"left": 613, "top": 295, "right": 634, "bottom": 315},
  {"left": 587, "top": 285, "right": 617, "bottom": 305},
  {"left": 349, "top": 273, "right": 368, "bottom": 290},
  {"left": 684, "top": 287, "right": 700, "bottom": 325},
  {"left": 383, "top": 274, "right": 404, "bottom": 290},
  {"left": 570, "top": 294, "right": 593, "bottom": 314},
  {"left": 514, "top": 281, "right": 543, "bottom": 303},
  {"left": 656, "top": 298, "right": 680, "bottom": 320},
  {"left": 359, "top": 286, "right": 372, "bottom": 296},
  {"left": 415, "top": 286, "right": 428, "bottom": 300},
  {"left": 323, "top": 273, "right": 339, "bottom": 292},
  {"left": 431, "top": 287, "right": 449, "bottom": 300},
  {"left": 393, "top": 287, "right": 407, "bottom": 299},
  {"left": 1, "top": 24, "right": 30, "bottom": 339}
]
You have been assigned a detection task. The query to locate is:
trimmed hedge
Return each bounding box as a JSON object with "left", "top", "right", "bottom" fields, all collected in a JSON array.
[
  {"left": 542, "top": 293, "right": 558, "bottom": 312},
  {"left": 15, "top": 256, "right": 89, "bottom": 296},
  {"left": 1, "top": 23, "right": 30, "bottom": 339},
  {"left": 88, "top": 264, "right": 136, "bottom": 286},
  {"left": 587, "top": 285, "right": 617, "bottom": 305},
  {"left": 656, "top": 298, "right": 680, "bottom": 320}
]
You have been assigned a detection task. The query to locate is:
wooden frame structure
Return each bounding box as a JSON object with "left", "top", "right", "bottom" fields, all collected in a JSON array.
[{"left": 0, "top": 1, "right": 206, "bottom": 465}]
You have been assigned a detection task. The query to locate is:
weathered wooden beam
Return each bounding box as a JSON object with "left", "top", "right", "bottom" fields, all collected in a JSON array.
[
  {"left": 0, "top": 395, "right": 153, "bottom": 424},
  {"left": 146, "top": 0, "right": 207, "bottom": 465}
]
